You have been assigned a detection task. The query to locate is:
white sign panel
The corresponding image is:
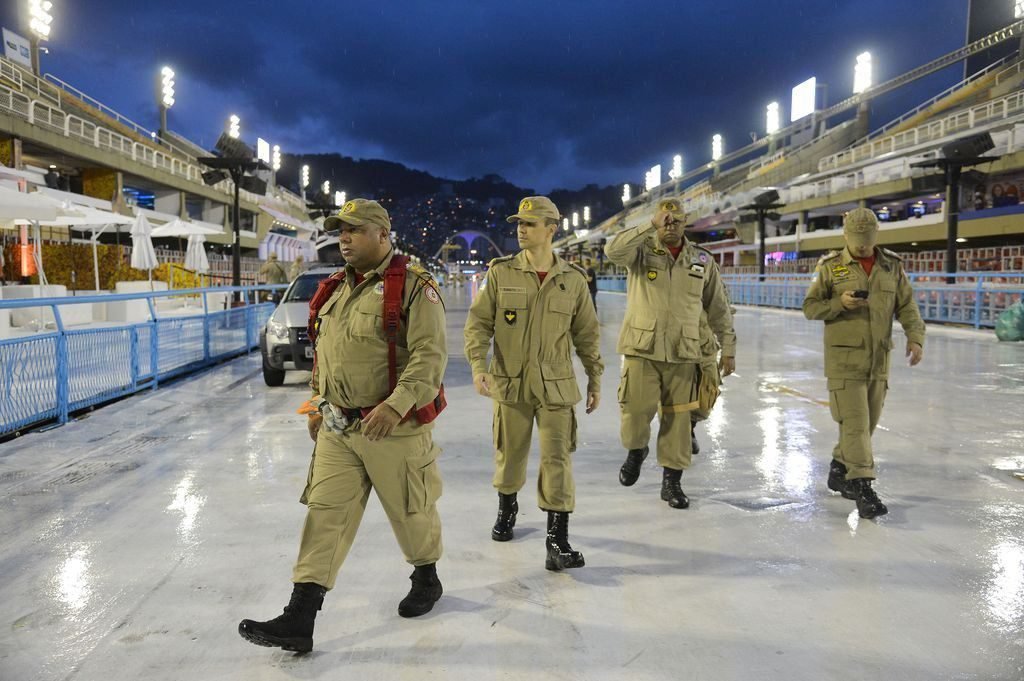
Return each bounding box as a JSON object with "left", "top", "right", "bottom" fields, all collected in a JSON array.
[
  {"left": 3, "top": 28, "right": 31, "bottom": 69},
  {"left": 790, "top": 77, "right": 817, "bottom": 122},
  {"left": 256, "top": 138, "right": 271, "bottom": 164}
]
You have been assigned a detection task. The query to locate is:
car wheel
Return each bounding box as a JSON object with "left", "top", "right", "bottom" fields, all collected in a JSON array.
[{"left": 262, "top": 357, "right": 286, "bottom": 386}]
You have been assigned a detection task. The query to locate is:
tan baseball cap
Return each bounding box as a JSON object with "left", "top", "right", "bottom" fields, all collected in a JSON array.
[
  {"left": 506, "top": 196, "right": 561, "bottom": 224},
  {"left": 323, "top": 198, "right": 391, "bottom": 233},
  {"left": 843, "top": 207, "right": 879, "bottom": 246}
]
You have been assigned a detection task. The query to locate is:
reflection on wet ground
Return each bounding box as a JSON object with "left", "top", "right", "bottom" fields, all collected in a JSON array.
[{"left": 0, "top": 288, "right": 1022, "bottom": 680}]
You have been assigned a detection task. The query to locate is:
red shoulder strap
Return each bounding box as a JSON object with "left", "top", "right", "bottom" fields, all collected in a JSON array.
[
  {"left": 383, "top": 255, "right": 409, "bottom": 393},
  {"left": 307, "top": 271, "right": 345, "bottom": 343}
]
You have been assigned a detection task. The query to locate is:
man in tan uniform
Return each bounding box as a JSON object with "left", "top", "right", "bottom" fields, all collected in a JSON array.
[
  {"left": 605, "top": 198, "right": 735, "bottom": 508},
  {"left": 240, "top": 199, "right": 447, "bottom": 652},
  {"left": 803, "top": 207, "right": 924, "bottom": 519},
  {"left": 464, "top": 196, "right": 602, "bottom": 571},
  {"left": 289, "top": 253, "right": 306, "bottom": 281},
  {"left": 259, "top": 252, "right": 289, "bottom": 302}
]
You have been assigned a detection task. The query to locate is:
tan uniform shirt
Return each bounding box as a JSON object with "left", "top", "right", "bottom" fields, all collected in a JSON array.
[
  {"left": 604, "top": 225, "right": 736, "bottom": 362},
  {"left": 802, "top": 247, "right": 925, "bottom": 380},
  {"left": 464, "top": 251, "right": 603, "bottom": 407},
  {"left": 260, "top": 260, "right": 288, "bottom": 285},
  {"left": 312, "top": 250, "right": 447, "bottom": 434}
]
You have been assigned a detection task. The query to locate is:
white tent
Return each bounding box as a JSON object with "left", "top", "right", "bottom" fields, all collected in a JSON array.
[{"left": 130, "top": 213, "right": 159, "bottom": 285}]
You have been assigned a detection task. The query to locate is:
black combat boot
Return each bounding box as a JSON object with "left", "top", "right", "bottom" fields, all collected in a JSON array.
[
  {"left": 660, "top": 467, "right": 690, "bottom": 509},
  {"left": 491, "top": 492, "right": 518, "bottom": 542},
  {"left": 691, "top": 420, "right": 701, "bottom": 455},
  {"left": 827, "top": 459, "right": 857, "bottom": 499},
  {"left": 398, "top": 563, "right": 443, "bottom": 617},
  {"left": 848, "top": 478, "right": 888, "bottom": 519},
  {"left": 238, "top": 582, "right": 326, "bottom": 653},
  {"left": 544, "top": 511, "right": 585, "bottom": 571},
  {"left": 618, "top": 446, "right": 649, "bottom": 486}
]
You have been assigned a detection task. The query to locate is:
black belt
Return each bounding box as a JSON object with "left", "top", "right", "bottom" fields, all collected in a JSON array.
[{"left": 339, "top": 407, "right": 363, "bottom": 420}]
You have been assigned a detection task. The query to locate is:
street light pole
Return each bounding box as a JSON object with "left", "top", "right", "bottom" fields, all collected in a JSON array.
[
  {"left": 740, "top": 190, "right": 784, "bottom": 282},
  {"left": 27, "top": 0, "right": 53, "bottom": 76},
  {"left": 158, "top": 66, "right": 175, "bottom": 143},
  {"left": 232, "top": 168, "right": 242, "bottom": 288}
]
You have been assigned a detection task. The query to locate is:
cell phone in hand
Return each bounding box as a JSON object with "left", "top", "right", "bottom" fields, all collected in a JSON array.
[{"left": 852, "top": 290, "right": 869, "bottom": 299}]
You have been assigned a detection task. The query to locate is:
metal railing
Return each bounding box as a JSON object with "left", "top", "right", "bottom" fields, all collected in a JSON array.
[
  {"left": 869, "top": 53, "right": 1020, "bottom": 140},
  {"left": 819, "top": 89, "right": 1024, "bottom": 173},
  {"left": 0, "top": 285, "right": 283, "bottom": 437},
  {"left": 0, "top": 58, "right": 309, "bottom": 220},
  {"left": 596, "top": 273, "right": 1024, "bottom": 330}
]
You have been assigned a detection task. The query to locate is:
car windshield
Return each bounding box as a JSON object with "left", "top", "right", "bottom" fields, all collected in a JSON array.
[{"left": 283, "top": 272, "right": 333, "bottom": 303}]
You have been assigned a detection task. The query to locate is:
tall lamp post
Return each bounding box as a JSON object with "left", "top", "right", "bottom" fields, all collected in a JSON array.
[
  {"left": 27, "top": 0, "right": 53, "bottom": 76},
  {"left": 740, "top": 189, "right": 784, "bottom": 281},
  {"left": 198, "top": 115, "right": 270, "bottom": 299},
  {"left": 300, "top": 165, "right": 310, "bottom": 202},
  {"left": 711, "top": 134, "right": 724, "bottom": 178},
  {"left": 912, "top": 132, "right": 997, "bottom": 284},
  {"left": 158, "top": 66, "right": 175, "bottom": 143}
]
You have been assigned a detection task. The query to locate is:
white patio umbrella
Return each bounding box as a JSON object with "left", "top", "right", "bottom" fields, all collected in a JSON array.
[
  {"left": 2, "top": 192, "right": 90, "bottom": 286},
  {"left": 151, "top": 218, "right": 221, "bottom": 288},
  {"left": 150, "top": 217, "right": 221, "bottom": 238},
  {"left": 130, "top": 213, "right": 159, "bottom": 287},
  {"left": 0, "top": 185, "right": 59, "bottom": 221},
  {"left": 184, "top": 234, "right": 210, "bottom": 287},
  {"left": 42, "top": 209, "right": 136, "bottom": 291}
]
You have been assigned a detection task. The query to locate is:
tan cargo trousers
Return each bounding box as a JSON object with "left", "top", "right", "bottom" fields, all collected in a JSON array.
[
  {"left": 828, "top": 378, "right": 888, "bottom": 480},
  {"left": 618, "top": 356, "right": 698, "bottom": 470},
  {"left": 292, "top": 426, "right": 443, "bottom": 589},
  {"left": 492, "top": 399, "right": 578, "bottom": 512}
]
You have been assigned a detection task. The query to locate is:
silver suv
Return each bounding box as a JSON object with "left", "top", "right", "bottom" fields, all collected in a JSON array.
[{"left": 259, "top": 267, "right": 338, "bottom": 386}]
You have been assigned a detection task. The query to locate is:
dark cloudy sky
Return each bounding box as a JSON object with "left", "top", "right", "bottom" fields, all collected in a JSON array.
[{"left": 2, "top": 1, "right": 969, "bottom": 191}]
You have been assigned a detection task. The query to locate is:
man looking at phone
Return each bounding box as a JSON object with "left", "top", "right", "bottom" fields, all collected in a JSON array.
[{"left": 802, "top": 207, "right": 925, "bottom": 519}]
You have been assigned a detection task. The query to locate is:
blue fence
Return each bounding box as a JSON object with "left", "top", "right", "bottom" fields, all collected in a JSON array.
[
  {"left": 0, "top": 286, "right": 281, "bottom": 437},
  {"left": 597, "top": 272, "right": 1024, "bottom": 329}
]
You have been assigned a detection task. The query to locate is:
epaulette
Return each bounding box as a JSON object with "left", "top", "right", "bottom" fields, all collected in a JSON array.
[
  {"left": 487, "top": 255, "right": 516, "bottom": 268},
  {"left": 880, "top": 247, "right": 903, "bottom": 261},
  {"left": 817, "top": 250, "right": 841, "bottom": 265},
  {"left": 406, "top": 262, "right": 439, "bottom": 290},
  {"left": 566, "top": 262, "right": 588, "bottom": 278},
  {"left": 694, "top": 244, "right": 714, "bottom": 256}
]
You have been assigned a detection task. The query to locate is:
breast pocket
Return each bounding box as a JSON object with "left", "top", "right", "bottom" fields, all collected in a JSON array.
[
  {"left": 497, "top": 291, "right": 528, "bottom": 330},
  {"left": 685, "top": 272, "right": 703, "bottom": 296},
  {"left": 547, "top": 295, "right": 573, "bottom": 334},
  {"left": 351, "top": 310, "right": 381, "bottom": 339}
]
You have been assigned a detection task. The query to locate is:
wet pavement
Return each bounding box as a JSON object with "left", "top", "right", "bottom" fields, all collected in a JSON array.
[{"left": 1, "top": 286, "right": 1023, "bottom": 681}]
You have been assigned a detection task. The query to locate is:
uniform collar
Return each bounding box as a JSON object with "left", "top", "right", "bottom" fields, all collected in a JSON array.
[
  {"left": 650, "top": 235, "right": 686, "bottom": 254},
  {"left": 841, "top": 246, "right": 879, "bottom": 265},
  {"left": 511, "top": 249, "right": 566, "bottom": 276},
  {"left": 346, "top": 247, "right": 395, "bottom": 284}
]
